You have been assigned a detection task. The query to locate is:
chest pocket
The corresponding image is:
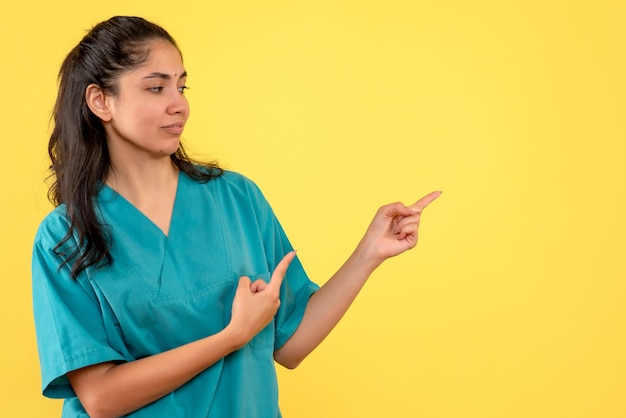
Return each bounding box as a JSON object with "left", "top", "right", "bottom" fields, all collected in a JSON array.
[{"left": 92, "top": 259, "right": 236, "bottom": 358}]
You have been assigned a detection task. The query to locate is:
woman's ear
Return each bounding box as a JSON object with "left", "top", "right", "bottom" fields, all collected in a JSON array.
[{"left": 85, "top": 84, "right": 112, "bottom": 122}]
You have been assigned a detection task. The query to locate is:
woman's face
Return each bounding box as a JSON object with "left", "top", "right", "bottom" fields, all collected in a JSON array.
[{"left": 102, "top": 40, "right": 189, "bottom": 164}]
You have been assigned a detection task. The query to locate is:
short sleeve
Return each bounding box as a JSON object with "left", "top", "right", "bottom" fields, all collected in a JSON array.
[
  {"left": 240, "top": 178, "right": 320, "bottom": 350},
  {"left": 267, "top": 218, "right": 320, "bottom": 350},
  {"left": 32, "top": 213, "right": 126, "bottom": 399}
]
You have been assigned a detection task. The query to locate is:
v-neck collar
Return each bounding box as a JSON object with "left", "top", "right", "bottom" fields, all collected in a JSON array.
[{"left": 99, "top": 171, "right": 182, "bottom": 239}]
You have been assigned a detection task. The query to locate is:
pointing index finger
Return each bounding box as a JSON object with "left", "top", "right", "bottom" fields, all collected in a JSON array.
[
  {"left": 267, "top": 251, "right": 297, "bottom": 292},
  {"left": 409, "top": 191, "right": 442, "bottom": 214}
]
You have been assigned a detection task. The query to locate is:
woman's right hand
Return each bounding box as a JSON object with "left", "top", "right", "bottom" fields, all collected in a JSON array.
[{"left": 228, "top": 251, "right": 296, "bottom": 348}]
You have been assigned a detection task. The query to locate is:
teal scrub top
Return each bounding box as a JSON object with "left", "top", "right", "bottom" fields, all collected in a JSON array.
[{"left": 32, "top": 171, "right": 319, "bottom": 417}]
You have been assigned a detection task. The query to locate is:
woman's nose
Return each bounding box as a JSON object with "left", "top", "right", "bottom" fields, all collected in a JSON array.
[{"left": 167, "top": 90, "right": 189, "bottom": 115}]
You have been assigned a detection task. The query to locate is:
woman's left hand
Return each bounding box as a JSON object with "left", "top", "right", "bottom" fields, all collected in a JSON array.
[{"left": 359, "top": 191, "right": 442, "bottom": 265}]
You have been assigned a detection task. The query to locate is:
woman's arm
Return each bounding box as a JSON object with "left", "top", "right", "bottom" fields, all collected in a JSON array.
[
  {"left": 273, "top": 192, "right": 441, "bottom": 369},
  {"left": 68, "top": 252, "right": 296, "bottom": 418},
  {"left": 68, "top": 330, "right": 240, "bottom": 418}
]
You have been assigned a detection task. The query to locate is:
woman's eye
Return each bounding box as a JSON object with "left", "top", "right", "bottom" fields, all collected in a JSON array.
[
  {"left": 178, "top": 85, "right": 189, "bottom": 93},
  {"left": 148, "top": 86, "right": 163, "bottom": 93}
]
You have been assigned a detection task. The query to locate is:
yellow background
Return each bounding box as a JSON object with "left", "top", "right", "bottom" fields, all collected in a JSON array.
[{"left": 1, "top": 0, "right": 625, "bottom": 417}]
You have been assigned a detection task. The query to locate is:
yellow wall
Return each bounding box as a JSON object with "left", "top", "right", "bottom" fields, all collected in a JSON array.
[{"left": 2, "top": 1, "right": 625, "bottom": 416}]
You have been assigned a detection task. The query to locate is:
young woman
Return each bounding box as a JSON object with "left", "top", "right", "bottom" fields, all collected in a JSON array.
[{"left": 32, "top": 16, "right": 441, "bottom": 418}]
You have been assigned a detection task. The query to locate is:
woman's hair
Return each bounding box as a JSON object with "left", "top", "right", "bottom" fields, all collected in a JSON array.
[{"left": 48, "top": 16, "right": 222, "bottom": 278}]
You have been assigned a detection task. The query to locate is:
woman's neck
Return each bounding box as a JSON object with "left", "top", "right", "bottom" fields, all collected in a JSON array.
[{"left": 106, "top": 157, "right": 180, "bottom": 236}]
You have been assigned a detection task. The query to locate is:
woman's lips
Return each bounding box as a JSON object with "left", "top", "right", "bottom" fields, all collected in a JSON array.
[{"left": 162, "top": 123, "right": 184, "bottom": 135}]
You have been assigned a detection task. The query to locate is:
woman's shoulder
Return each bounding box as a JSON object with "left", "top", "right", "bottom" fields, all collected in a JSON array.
[
  {"left": 182, "top": 169, "right": 274, "bottom": 217},
  {"left": 33, "top": 205, "right": 70, "bottom": 248},
  {"left": 217, "top": 169, "right": 257, "bottom": 186},
  {"left": 191, "top": 169, "right": 266, "bottom": 199}
]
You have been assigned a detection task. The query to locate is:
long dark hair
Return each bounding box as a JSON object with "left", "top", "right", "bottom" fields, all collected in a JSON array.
[{"left": 48, "top": 16, "right": 222, "bottom": 278}]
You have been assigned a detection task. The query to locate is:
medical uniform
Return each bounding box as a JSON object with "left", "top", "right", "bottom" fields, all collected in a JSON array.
[{"left": 32, "top": 170, "right": 319, "bottom": 417}]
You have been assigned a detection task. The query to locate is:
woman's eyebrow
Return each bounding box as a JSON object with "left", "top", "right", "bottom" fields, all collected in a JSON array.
[{"left": 143, "top": 71, "right": 188, "bottom": 80}]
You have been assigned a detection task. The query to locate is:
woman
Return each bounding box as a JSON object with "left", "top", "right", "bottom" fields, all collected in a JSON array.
[{"left": 32, "top": 16, "right": 441, "bottom": 418}]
